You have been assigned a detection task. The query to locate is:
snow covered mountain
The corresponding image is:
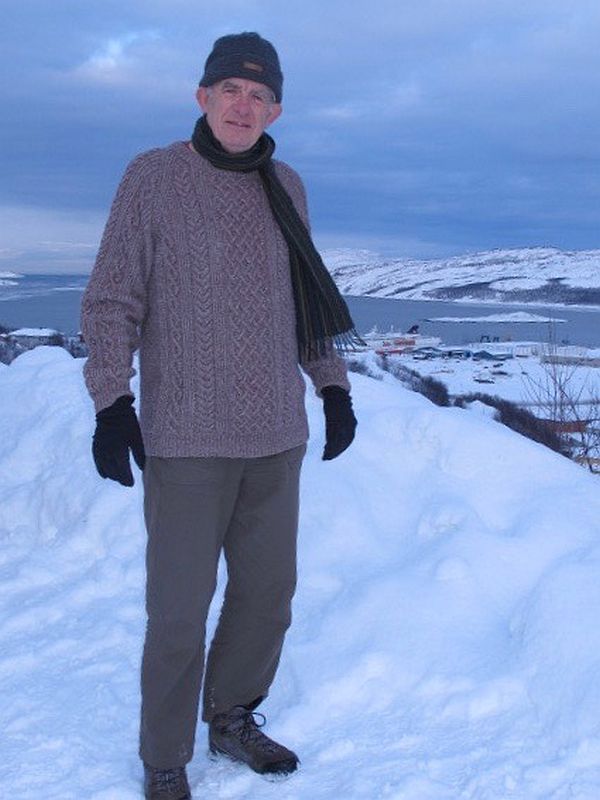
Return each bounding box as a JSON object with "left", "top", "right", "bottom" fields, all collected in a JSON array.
[
  {"left": 322, "top": 246, "right": 600, "bottom": 306},
  {"left": 2, "top": 347, "right": 600, "bottom": 798}
]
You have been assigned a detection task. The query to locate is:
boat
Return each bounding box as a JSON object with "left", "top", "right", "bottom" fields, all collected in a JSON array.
[{"left": 359, "top": 326, "right": 442, "bottom": 356}]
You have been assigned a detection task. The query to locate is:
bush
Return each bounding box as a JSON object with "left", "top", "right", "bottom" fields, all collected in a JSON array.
[
  {"left": 379, "top": 357, "right": 450, "bottom": 406},
  {"left": 344, "top": 353, "right": 451, "bottom": 407},
  {"left": 345, "top": 353, "right": 384, "bottom": 380},
  {"left": 418, "top": 375, "right": 451, "bottom": 407},
  {"left": 47, "top": 333, "right": 65, "bottom": 347},
  {"left": 454, "top": 392, "right": 568, "bottom": 456}
]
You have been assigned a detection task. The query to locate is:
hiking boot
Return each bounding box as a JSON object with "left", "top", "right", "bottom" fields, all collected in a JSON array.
[
  {"left": 143, "top": 763, "right": 191, "bottom": 799},
  {"left": 209, "top": 706, "right": 299, "bottom": 776}
]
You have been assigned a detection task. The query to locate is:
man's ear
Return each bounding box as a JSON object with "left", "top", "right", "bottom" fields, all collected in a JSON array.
[
  {"left": 266, "top": 103, "right": 282, "bottom": 127},
  {"left": 196, "top": 86, "right": 209, "bottom": 112}
]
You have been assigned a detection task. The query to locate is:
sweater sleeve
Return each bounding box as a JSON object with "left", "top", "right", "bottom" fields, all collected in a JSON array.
[
  {"left": 81, "top": 153, "right": 158, "bottom": 412},
  {"left": 274, "top": 160, "right": 352, "bottom": 396}
]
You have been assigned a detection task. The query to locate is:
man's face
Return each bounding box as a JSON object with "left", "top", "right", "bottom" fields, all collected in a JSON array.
[{"left": 196, "top": 78, "right": 282, "bottom": 154}]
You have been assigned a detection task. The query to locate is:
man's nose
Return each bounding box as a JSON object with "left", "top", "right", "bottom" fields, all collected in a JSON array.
[{"left": 232, "top": 93, "right": 252, "bottom": 114}]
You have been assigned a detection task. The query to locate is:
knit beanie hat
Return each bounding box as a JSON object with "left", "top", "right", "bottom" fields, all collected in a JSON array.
[{"left": 199, "top": 32, "right": 283, "bottom": 103}]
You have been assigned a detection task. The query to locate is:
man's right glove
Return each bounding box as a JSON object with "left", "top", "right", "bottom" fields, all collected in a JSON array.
[
  {"left": 321, "top": 385, "right": 357, "bottom": 461},
  {"left": 92, "top": 395, "right": 146, "bottom": 487}
]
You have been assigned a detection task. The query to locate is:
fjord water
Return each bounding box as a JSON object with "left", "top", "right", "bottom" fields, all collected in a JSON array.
[
  {"left": 1, "top": 275, "right": 600, "bottom": 346},
  {"left": 0, "top": 275, "right": 89, "bottom": 334},
  {"left": 347, "top": 295, "right": 600, "bottom": 348}
]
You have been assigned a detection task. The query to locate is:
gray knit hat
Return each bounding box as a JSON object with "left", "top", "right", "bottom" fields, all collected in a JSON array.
[{"left": 199, "top": 32, "right": 283, "bottom": 103}]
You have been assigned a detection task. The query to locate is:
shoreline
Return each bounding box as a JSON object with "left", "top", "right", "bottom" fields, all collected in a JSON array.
[{"left": 346, "top": 293, "right": 600, "bottom": 313}]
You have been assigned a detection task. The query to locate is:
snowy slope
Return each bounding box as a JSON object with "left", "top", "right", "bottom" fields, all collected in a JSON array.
[
  {"left": 2, "top": 348, "right": 600, "bottom": 799},
  {"left": 322, "top": 246, "right": 600, "bottom": 305}
]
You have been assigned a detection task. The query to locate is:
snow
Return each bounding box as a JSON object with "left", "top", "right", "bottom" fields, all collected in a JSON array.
[
  {"left": 321, "top": 246, "right": 600, "bottom": 303},
  {"left": 393, "top": 345, "right": 600, "bottom": 406},
  {"left": 2, "top": 347, "right": 600, "bottom": 798},
  {"left": 7, "top": 327, "right": 60, "bottom": 337}
]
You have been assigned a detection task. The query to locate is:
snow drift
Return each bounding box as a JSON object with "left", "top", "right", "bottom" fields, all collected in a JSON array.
[{"left": 1, "top": 347, "right": 600, "bottom": 799}]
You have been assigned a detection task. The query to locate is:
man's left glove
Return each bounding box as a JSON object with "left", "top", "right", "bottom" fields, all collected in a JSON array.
[
  {"left": 92, "top": 395, "right": 146, "bottom": 487},
  {"left": 321, "top": 385, "right": 357, "bottom": 461}
]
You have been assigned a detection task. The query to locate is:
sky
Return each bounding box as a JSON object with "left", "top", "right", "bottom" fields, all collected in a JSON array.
[{"left": 2, "top": 0, "right": 600, "bottom": 273}]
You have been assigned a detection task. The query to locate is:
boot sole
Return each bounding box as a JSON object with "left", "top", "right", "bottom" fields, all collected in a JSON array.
[
  {"left": 144, "top": 784, "right": 191, "bottom": 799},
  {"left": 208, "top": 744, "right": 298, "bottom": 779}
]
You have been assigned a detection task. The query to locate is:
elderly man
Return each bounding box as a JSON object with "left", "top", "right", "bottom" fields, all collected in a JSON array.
[{"left": 81, "top": 32, "right": 358, "bottom": 800}]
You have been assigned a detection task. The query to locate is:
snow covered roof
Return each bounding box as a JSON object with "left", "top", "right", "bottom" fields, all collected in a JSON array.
[{"left": 8, "top": 327, "right": 60, "bottom": 337}]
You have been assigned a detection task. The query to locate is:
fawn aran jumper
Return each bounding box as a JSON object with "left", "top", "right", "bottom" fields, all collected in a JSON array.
[{"left": 81, "top": 141, "right": 351, "bottom": 458}]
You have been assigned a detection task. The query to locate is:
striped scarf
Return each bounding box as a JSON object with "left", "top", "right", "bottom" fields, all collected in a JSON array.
[{"left": 191, "top": 115, "right": 363, "bottom": 361}]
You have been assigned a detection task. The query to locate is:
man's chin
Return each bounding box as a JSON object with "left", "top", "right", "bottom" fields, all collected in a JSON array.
[{"left": 221, "top": 137, "right": 260, "bottom": 154}]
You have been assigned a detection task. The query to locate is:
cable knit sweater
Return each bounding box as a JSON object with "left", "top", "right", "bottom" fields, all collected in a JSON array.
[{"left": 81, "top": 141, "right": 351, "bottom": 458}]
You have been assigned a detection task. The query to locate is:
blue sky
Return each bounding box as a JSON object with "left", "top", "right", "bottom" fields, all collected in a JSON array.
[{"left": 2, "top": 0, "right": 600, "bottom": 273}]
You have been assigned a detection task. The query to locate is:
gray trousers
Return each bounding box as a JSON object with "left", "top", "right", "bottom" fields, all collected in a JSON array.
[{"left": 139, "top": 444, "right": 306, "bottom": 769}]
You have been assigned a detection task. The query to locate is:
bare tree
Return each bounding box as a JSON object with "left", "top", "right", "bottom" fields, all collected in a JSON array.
[{"left": 523, "top": 325, "right": 600, "bottom": 473}]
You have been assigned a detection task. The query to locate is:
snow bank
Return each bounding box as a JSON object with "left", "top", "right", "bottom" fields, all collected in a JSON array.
[{"left": 1, "top": 348, "right": 600, "bottom": 799}]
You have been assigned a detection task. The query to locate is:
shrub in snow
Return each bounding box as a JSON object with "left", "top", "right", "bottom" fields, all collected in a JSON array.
[
  {"left": 454, "top": 392, "right": 568, "bottom": 457},
  {"left": 345, "top": 352, "right": 450, "bottom": 406},
  {"left": 0, "top": 338, "right": 24, "bottom": 365},
  {"left": 345, "top": 351, "right": 385, "bottom": 380},
  {"left": 379, "top": 358, "right": 451, "bottom": 407},
  {"left": 417, "top": 374, "right": 451, "bottom": 407}
]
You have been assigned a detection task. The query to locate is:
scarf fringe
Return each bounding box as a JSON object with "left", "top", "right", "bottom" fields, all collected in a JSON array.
[{"left": 299, "top": 328, "right": 366, "bottom": 362}]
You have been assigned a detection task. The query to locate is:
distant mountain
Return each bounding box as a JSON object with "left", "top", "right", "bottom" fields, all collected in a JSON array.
[{"left": 322, "top": 246, "right": 600, "bottom": 306}]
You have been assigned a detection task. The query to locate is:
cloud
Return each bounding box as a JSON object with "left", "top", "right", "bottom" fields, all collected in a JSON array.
[
  {"left": 314, "top": 105, "right": 362, "bottom": 121},
  {"left": 2, "top": 0, "right": 600, "bottom": 268},
  {"left": 69, "top": 30, "right": 162, "bottom": 85},
  {"left": 311, "top": 80, "right": 422, "bottom": 123},
  {"left": 37, "top": 241, "right": 98, "bottom": 253},
  {"left": 0, "top": 206, "right": 104, "bottom": 273},
  {"left": 315, "top": 230, "right": 455, "bottom": 259}
]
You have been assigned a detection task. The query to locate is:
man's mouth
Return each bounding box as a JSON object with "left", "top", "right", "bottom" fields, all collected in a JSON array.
[{"left": 226, "top": 120, "right": 251, "bottom": 129}]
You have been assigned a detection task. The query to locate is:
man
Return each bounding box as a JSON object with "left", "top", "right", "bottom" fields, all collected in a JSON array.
[{"left": 81, "top": 32, "right": 358, "bottom": 800}]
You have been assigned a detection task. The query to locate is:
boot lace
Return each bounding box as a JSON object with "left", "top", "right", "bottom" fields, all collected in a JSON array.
[
  {"left": 152, "top": 767, "right": 188, "bottom": 795},
  {"left": 232, "top": 710, "right": 280, "bottom": 753}
]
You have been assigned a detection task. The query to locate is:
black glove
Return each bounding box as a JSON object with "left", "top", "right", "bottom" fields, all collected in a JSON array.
[
  {"left": 92, "top": 395, "right": 146, "bottom": 487},
  {"left": 321, "top": 385, "right": 357, "bottom": 461}
]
